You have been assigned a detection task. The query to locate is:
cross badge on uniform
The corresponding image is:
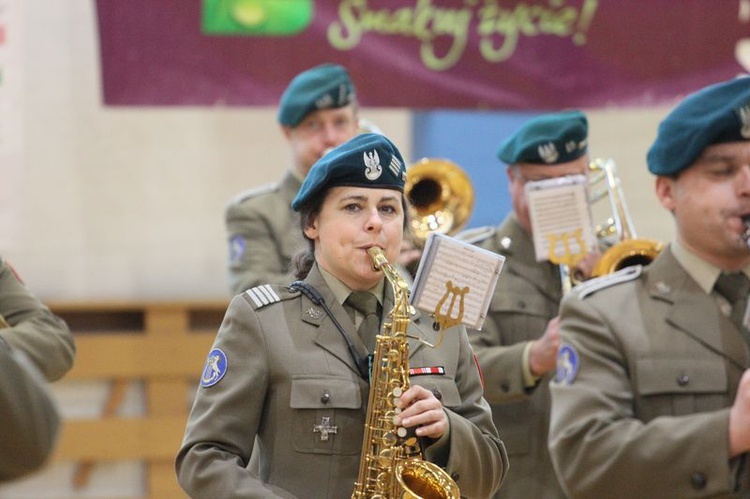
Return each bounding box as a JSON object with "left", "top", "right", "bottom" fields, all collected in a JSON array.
[{"left": 313, "top": 416, "right": 338, "bottom": 441}]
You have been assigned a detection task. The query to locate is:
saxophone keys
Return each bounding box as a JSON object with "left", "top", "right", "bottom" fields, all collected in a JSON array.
[
  {"left": 377, "top": 448, "right": 394, "bottom": 467},
  {"left": 382, "top": 432, "right": 398, "bottom": 446}
]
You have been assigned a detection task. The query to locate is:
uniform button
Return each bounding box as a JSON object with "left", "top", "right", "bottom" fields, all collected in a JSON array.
[
  {"left": 501, "top": 381, "right": 510, "bottom": 392},
  {"left": 690, "top": 471, "right": 707, "bottom": 490},
  {"left": 432, "top": 388, "right": 442, "bottom": 400},
  {"left": 450, "top": 472, "right": 460, "bottom": 482},
  {"left": 517, "top": 301, "right": 526, "bottom": 309},
  {"left": 320, "top": 391, "right": 330, "bottom": 404},
  {"left": 676, "top": 374, "right": 689, "bottom": 386}
]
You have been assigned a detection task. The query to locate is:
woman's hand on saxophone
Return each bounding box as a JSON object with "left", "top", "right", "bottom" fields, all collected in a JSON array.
[{"left": 393, "top": 385, "right": 448, "bottom": 439}]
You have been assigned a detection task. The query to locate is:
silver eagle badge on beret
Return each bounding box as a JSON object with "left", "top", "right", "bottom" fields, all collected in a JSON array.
[
  {"left": 538, "top": 142, "right": 559, "bottom": 164},
  {"left": 363, "top": 150, "right": 383, "bottom": 181}
]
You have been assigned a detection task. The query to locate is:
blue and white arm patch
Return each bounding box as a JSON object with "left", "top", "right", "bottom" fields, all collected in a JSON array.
[
  {"left": 201, "top": 348, "right": 228, "bottom": 388},
  {"left": 555, "top": 343, "right": 579, "bottom": 385},
  {"left": 229, "top": 235, "right": 246, "bottom": 263}
]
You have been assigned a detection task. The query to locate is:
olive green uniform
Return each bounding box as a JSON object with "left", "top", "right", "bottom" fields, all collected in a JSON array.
[
  {"left": 225, "top": 172, "right": 304, "bottom": 295},
  {"left": 176, "top": 263, "right": 508, "bottom": 498},
  {"left": 459, "top": 213, "right": 566, "bottom": 498},
  {"left": 0, "top": 346, "right": 60, "bottom": 482},
  {"left": 549, "top": 247, "right": 750, "bottom": 498},
  {"left": 0, "top": 258, "right": 75, "bottom": 381}
]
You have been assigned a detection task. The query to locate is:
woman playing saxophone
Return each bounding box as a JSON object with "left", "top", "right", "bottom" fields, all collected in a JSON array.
[{"left": 176, "top": 133, "right": 507, "bottom": 498}]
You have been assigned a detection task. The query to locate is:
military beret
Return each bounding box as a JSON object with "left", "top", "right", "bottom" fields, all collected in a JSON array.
[
  {"left": 647, "top": 77, "right": 750, "bottom": 176},
  {"left": 292, "top": 133, "right": 406, "bottom": 211},
  {"left": 497, "top": 110, "right": 588, "bottom": 165},
  {"left": 277, "top": 63, "right": 356, "bottom": 127}
]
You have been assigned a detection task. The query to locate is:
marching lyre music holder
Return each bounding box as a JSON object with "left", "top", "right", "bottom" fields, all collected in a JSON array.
[
  {"left": 410, "top": 232, "right": 505, "bottom": 334},
  {"left": 426, "top": 280, "right": 469, "bottom": 348}
]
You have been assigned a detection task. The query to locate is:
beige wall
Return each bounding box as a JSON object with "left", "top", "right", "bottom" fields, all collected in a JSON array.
[{"left": 6, "top": 2, "right": 412, "bottom": 301}]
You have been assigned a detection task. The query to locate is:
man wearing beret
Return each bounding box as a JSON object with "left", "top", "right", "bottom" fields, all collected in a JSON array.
[
  {"left": 549, "top": 77, "right": 750, "bottom": 498},
  {"left": 225, "top": 63, "right": 360, "bottom": 295},
  {"left": 457, "top": 109, "right": 597, "bottom": 498}
]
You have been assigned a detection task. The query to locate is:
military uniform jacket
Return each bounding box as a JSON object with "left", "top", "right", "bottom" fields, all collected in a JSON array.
[
  {"left": 177, "top": 264, "right": 508, "bottom": 499},
  {"left": 0, "top": 346, "right": 59, "bottom": 482},
  {"left": 0, "top": 258, "right": 75, "bottom": 381},
  {"left": 225, "top": 172, "right": 305, "bottom": 295},
  {"left": 549, "top": 247, "right": 750, "bottom": 498},
  {"left": 459, "top": 214, "right": 565, "bottom": 498}
]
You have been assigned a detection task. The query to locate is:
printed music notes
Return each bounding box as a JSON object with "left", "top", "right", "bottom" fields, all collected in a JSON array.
[{"left": 411, "top": 233, "right": 505, "bottom": 331}]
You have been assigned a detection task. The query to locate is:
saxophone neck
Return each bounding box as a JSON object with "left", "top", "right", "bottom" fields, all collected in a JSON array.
[{"left": 367, "top": 247, "right": 410, "bottom": 317}]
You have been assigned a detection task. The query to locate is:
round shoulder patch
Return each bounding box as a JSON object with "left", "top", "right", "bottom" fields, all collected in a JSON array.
[
  {"left": 201, "top": 348, "right": 228, "bottom": 388},
  {"left": 555, "top": 343, "right": 579, "bottom": 385}
]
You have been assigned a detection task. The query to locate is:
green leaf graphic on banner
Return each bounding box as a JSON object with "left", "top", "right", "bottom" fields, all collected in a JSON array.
[{"left": 202, "top": 0, "right": 313, "bottom": 36}]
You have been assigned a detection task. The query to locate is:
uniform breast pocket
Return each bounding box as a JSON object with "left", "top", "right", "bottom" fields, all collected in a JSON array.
[
  {"left": 289, "top": 375, "right": 363, "bottom": 455},
  {"left": 634, "top": 357, "right": 728, "bottom": 422},
  {"left": 490, "top": 290, "right": 554, "bottom": 343}
]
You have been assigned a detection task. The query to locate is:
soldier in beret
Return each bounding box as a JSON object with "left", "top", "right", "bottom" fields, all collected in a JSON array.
[
  {"left": 225, "top": 63, "right": 360, "bottom": 295},
  {"left": 549, "top": 77, "right": 750, "bottom": 498},
  {"left": 177, "top": 133, "right": 507, "bottom": 498},
  {"left": 457, "top": 109, "right": 598, "bottom": 498}
]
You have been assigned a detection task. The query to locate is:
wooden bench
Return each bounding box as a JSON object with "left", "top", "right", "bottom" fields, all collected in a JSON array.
[{"left": 47, "top": 300, "right": 229, "bottom": 498}]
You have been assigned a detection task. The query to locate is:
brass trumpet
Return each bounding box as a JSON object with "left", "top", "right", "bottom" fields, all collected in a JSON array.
[
  {"left": 555, "top": 158, "right": 663, "bottom": 291},
  {"left": 588, "top": 158, "right": 663, "bottom": 277}
]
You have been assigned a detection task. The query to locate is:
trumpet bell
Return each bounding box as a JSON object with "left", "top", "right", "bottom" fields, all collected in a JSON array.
[
  {"left": 405, "top": 158, "right": 474, "bottom": 246},
  {"left": 592, "top": 238, "right": 664, "bottom": 277}
]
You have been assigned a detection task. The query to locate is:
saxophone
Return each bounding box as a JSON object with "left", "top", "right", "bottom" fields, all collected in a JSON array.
[{"left": 352, "top": 247, "right": 460, "bottom": 499}]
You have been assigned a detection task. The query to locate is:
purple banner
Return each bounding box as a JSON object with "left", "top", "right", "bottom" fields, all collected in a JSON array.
[{"left": 95, "top": 0, "right": 750, "bottom": 109}]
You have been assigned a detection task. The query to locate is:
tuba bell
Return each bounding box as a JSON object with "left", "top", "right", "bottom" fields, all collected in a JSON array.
[
  {"left": 404, "top": 158, "right": 475, "bottom": 247},
  {"left": 587, "top": 158, "right": 663, "bottom": 277}
]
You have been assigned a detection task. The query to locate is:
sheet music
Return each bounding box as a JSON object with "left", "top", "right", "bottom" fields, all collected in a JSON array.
[
  {"left": 525, "top": 174, "right": 596, "bottom": 263},
  {"left": 411, "top": 233, "right": 505, "bottom": 331}
]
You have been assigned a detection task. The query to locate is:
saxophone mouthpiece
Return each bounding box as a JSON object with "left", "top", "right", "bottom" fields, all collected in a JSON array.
[
  {"left": 367, "top": 247, "right": 387, "bottom": 271},
  {"left": 743, "top": 215, "right": 750, "bottom": 250}
]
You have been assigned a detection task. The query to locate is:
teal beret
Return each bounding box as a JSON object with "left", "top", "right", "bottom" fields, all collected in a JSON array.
[
  {"left": 277, "top": 63, "right": 356, "bottom": 127},
  {"left": 497, "top": 110, "right": 588, "bottom": 165},
  {"left": 292, "top": 133, "right": 406, "bottom": 211},
  {"left": 647, "top": 77, "right": 750, "bottom": 176}
]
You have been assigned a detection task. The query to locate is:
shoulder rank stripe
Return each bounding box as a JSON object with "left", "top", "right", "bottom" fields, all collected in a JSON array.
[
  {"left": 576, "top": 265, "right": 642, "bottom": 299},
  {"left": 409, "top": 366, "right": 445, "bottom": 376},
  {"left": 457, "top": 226, "right": 495, "bottom": 245},
  {"left": 245, "top": 284, "right": 281, "bottom": 308}
]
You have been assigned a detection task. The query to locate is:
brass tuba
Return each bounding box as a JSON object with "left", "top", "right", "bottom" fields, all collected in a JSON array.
[
  {"left": 587, "top": 158, "right": 663, "bottom": 277},
  {"left": 352, "top": 247, "right": 460, "bottom": 499},
  {"left": 404, "top": 158, "right": 475, "bottom": 247}
]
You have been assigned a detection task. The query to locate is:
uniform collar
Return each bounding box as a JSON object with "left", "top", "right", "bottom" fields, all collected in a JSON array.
[
  {"left": 671, "top": 239, "right": 750, "bottom": 294},
  {"left": 317, "top": 264, "right": 385, "bottom": 308}
]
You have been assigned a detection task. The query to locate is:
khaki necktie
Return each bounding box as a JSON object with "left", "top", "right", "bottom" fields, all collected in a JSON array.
[
  {"left": 714, "top": 272, "right": 750, "bottom": 338},
  {"left": 345, "top": 292, "right": 381, "bottom": 352}
]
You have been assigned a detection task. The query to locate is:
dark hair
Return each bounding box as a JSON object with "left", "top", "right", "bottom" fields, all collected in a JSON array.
[{"left": 291, "top": 187, "right": 411, "bottom": 280}]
